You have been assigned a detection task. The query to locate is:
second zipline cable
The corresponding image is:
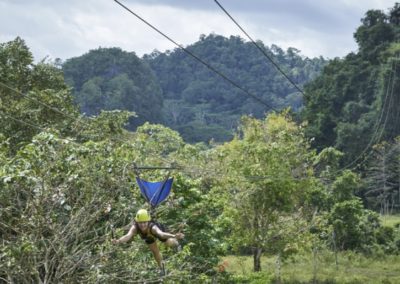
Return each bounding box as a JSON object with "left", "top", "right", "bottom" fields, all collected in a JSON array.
[{"left": 113, "top": 0, "right": 278, "bottom": 112}]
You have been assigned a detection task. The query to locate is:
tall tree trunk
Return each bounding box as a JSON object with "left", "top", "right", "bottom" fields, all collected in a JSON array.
[{"left": 253, "top": 246, "right": 262, "bottom": 272}]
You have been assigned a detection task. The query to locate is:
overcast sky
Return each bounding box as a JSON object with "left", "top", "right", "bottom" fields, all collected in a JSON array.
[{"left": 0, "top": 0, "right": 396, "bottom": 62}]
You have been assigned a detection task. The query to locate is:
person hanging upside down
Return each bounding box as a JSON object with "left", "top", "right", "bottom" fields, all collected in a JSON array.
[{"left": 112, "top": 209, "right": 184, "bottom": 274}]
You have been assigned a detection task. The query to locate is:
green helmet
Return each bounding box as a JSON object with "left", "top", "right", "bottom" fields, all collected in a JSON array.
[{"left": 135, "top": 209, "right": 151, "bottom": 222}]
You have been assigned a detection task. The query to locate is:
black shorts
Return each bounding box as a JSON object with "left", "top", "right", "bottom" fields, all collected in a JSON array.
[{"left": 143, "top": 235, "right": 168, "bottom": 244}]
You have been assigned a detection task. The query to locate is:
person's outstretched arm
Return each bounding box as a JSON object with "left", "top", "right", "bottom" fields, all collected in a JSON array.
[
  {"left": 151, "top": 225, "right": 184, "bottom": 240},
  {"left": 112, "top": 224, "right": 137, "bottom": 244}
]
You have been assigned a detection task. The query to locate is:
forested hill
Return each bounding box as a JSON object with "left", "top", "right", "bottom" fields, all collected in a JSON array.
[
  {"left": 62, "top": 48, "right": 163, "bottom": 129},
  {"left": 144, "top": 34, "right": 326, "bottom": 142},
  {"left": 63, "top": 34, "right": 327, "bottom": 143},
  {"left": 302, "top": 6, "right": 400, "bottom": 165}
]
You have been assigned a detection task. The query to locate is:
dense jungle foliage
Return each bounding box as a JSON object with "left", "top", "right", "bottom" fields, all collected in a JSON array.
[
  {"left": 63, "top": 34, "right": 327, "bottom": 143},
  {"left": 302, "top": 3, "right": 400, "bottom": 214},
  {"left": 302, "top": 7, "right": 400, "bottom": 161},
  {"left": 1, "top": 3, "right": 400, "bottom": 284}
]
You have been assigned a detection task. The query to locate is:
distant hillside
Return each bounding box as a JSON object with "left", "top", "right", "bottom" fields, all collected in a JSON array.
[
  {"left": 302, "top": 6, "right": 400, "bottom": 163},
  {"left": 63, "top": 48, "right": 163, "bottom": 129},
  {"left": 144, "top": 34, "right": 327, "bottom": 142},
  {"left": 63, "top": 34, "right": 327, "bottom": 142}
]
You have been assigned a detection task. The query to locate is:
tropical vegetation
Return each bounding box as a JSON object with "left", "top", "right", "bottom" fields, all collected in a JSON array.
[{"left": 1, "top": 3, "right": 400, "bottom": 283}]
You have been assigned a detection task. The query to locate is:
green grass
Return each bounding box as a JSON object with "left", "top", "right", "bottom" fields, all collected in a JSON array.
[
  {"left": 380, "top": 214, "right": 400, "bottom": 228},
  {"left": 223, "top": 251, "right": 400, "bottom": 283}
]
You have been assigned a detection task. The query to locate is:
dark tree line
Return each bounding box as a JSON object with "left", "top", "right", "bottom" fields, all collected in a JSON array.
[
  {"left": 145, "top": 34, "right": 326, "bottom": 142},
  {"left": 62, "top": 35, "right": 327, "bottom": 143},
  {"left": 63, "top": 48, "right": 163, "bottom": 129},
  {"left": 302, "top": 4, "right": 400, "bottom": 212}
]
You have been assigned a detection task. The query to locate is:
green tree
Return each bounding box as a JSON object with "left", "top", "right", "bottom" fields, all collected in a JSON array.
[
  {"left": 215, "top": 112, "right": 317, "bottom": 271},
  {"left": 354, "top": 10, "right": 394, "bottom": 61},
  {"left": 311, "top": 158, "right": 391, "bottom": 253},
  {"left": 362, "top": 141, "right": 400, "bottom": 213},
  {"left": 0, "top": 37, "right": 79, "bottom": 151},
  {"left": 329, "top": 199, "right": 367, "bottom": 250}
]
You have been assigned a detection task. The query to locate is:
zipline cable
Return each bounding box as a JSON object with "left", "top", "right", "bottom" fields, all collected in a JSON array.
[
  {"left": 0, "top": 81, "right": 141, "bottom": 145},
  {"left": 293, "top": 57, "right": 398, "bottom": 179},
  {"left": 113, "top": 0, "right": 278, "bottom": 112},
  {"left": 213, "top": 0, "right": 398, "bottom": 175},
  {"left": 213, "top": 0, "right": 305, "bottom": 96},
  {"left": 1, "top": 96, "right": 306, "bottom": 182},
  {"left": 0, "top": 109, "right": 46, "bottom": 132},
  {"left": 338, "top": 57, "right": 398, "bottom": 173},
  {"left": 1, "top": 81, "right": 184, "bottom": 179},
  {"left": 0, "top": 81, "right": 79, "bottom": 122},
  {"left": 1, "top": 81, "right": 185, "bottom": 180}
]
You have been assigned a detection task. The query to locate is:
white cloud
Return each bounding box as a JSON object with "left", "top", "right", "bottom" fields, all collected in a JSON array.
[{"left": 0, "top": 0, "right": 397, "bottom": 61}]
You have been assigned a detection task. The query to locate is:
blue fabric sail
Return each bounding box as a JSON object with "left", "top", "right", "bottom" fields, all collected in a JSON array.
[{"left": 136, "top": 177, "right": 173, "bottom": 207}]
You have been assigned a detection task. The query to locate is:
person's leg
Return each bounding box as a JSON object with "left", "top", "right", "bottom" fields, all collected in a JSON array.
[
  {"left": 165, "top": 238, "right": 182, "bottom": 252},
  {"left": 165, "top": 238, "right": 179, "bottom": 248},
  {"left": 148, "top": 242, "right": 163, "bottom": 268}
]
